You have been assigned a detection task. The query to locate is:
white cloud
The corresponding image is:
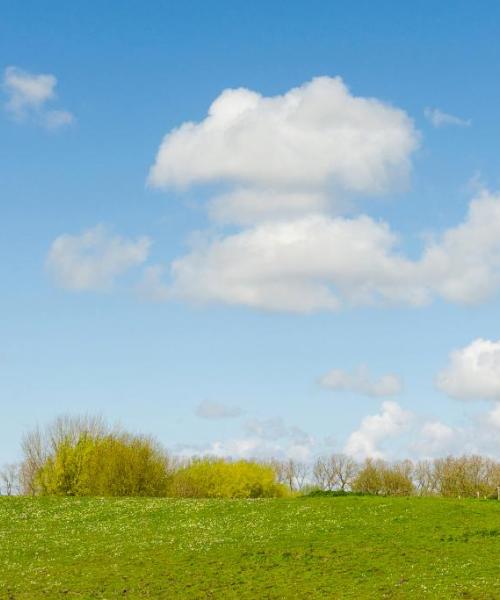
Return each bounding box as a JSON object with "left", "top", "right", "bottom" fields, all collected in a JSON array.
[
  {"left": 146, "top": 77, "right": 500, "bottom": 313},
  {"left": 195, "top": 400, "right": 242, "bottom": 420},
  {"left": 46, "top": 225, "right": 151, "bottom": 291},
  {"left": 166, "top": 188, "right": 500, "bottom": 312},
  {"left": 4, "top": 66, "right": 56, "bottom": 115},
  {"left": 177, "top": 401, "right": 500, "bottom": 462},
  {"left": 244, "top": 417, "right": 312, "bottom": 446},
  {"left": 487, "top": 404, "right": 500, "bottom": 428},
  {"left": 168, "top": 214, "right": 424, "bottom": 312},
  {"left": 413, "top": 421, "right": 457, "bottom": 457},
  {"left": 436, "top": 338, "right": 500, "bottom": 401},
  {"left": 419, "top": 189, "right": 500, "bottom": 305},
  {"left": 411, "top": 410, "right": 500, "bottom": 459},
  {"left": 3, "top": 66, "right": 74, "bottom": 129},
  {"left": 344, "top": 401, "right": 413, "bottom": 460},
  {"left": 175, "top": 416, "right": 315, "bottom": 461},
  {"left": 208, "top": 188, "right": 329, "bottom": 226},
  {"left": 424, "top": 107, "right": 471, "bottom": 128},
  {"left": 201, "top": 437, "right": 312, "bottom": 462},
  {"left": 421, "top": 420, "right": 455, "bottom": 442},
  {"left": 149, "top": 76, "right": 418, "bottom": 196},
  {"left": 320, "top": 365, "right": 402, "bottom": 397}
]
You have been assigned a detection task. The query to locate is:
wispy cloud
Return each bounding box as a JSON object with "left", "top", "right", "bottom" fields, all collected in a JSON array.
[
  {"left": 320, "top": 365, "right": 402, "bottom": 397},
  {"left": 46, "top": 225, "right": 151, "bottom": 292},
  {"left": 3, "top": 66, "right": 74, "bottom": 129},
  {"left": 424, "top": 107, "right": 471, "bottom": 128},
  {"left": 195, "top": 400, "right": 243, "bottom": 420}
]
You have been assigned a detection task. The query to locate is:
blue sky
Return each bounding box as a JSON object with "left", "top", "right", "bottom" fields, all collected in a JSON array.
[{"left": 2, "top": 1, "right": 500, "bottom": 463}]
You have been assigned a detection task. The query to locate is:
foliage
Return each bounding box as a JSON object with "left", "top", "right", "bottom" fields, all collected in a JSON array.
[
  {"left": 432, "top": 456, "right": 500, "bottom": 498},
  {"left": 16, "top": 416, "right": 500, "bottom": 500},
  {"left": 20, "top": 415, "right": 110, "bottom": 495},
  {"left": 169, "top": 458, "right": 288, "bottom": 498},
  {"left": 352, "top": 459, "right": 414, "bottom": 496},
  {"left": 2, "top": 496, "right": 500, "bottom": 598},
  {"left": 35, "top": 433, "right": 172, "bottom": 497}
]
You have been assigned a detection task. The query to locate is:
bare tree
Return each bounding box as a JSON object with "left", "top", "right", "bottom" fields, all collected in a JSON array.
[
  {"left": 414, "top": 460, "right": 437, "bottom": 495},
  {"left": 20, "top": 426, "right": 46, "bottom": 495},
  {"left": 0, "top": 463, "right": 20, "bottom": 496},
  {"left": 268, "top": 459, "right": 287, "bottom": 488},
  {"left": 313, "top": 454, "right": 358, "bottom": 491},
  {"left": 332, "top": 454, "right": 358, "bottom": 491},
  {"left": 313, "top": 456, "right": 336, "bottom": 490},
  {"left": 291, "top": 460, "right": 309, "bottom": 491},
  {"left": 272, "top": 459, "right": 309, "bottom": 491}
]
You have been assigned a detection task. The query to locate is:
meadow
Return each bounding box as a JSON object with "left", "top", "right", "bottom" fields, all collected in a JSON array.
[{"left": 1, "top": 496, "right": 500, "bottom": 599}]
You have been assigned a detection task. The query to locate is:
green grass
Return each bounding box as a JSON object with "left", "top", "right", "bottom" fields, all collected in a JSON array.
[{"left": 1, "top": 496, "right": 500, "bottom": 599}]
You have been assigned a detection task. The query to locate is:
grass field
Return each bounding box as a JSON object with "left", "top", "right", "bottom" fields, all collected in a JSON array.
[{"left": 1, "top": 496, "right": 500, "bottom": 599}]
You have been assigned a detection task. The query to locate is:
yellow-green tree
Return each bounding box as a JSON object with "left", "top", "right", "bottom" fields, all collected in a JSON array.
[
  {"left": 24, "top": 417, "right": 172, "bottom": 496},
  {"left": 169, "top": 458, "right": 288, "bottom": 498}
]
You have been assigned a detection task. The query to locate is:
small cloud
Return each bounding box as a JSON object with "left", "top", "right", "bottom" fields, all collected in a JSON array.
[
  {"left": 343, "top": 401, "right": 413, "bottom": 460},
  {"left": 320, "top": 365, "right": 402, "bottom": 397},
  {"left": 424, "top": 107, "right": 471, "bottom": 128},
  {"left": 243, "top": 417, "right": 311, "bottom": 445},
  {"left": 3, "top": 66, "right": 74, "bottom": 129},
  {"left": 43, "top": 109, "right": 75, "bottom": 130},
  {"left": 411, "top": 420, "right": 459, "bottom": 458},
  {"left": 436, "top": 338, "right": 500, "bottom": 401},
  {"left": 179, "top": 414, "right": 315, "bottom": 461},
  {"left": 46, "top": 225, "right": 151, "bottom": 292},
  {"left": 195, "top": 400, "right": 243, "bottom": 420}
]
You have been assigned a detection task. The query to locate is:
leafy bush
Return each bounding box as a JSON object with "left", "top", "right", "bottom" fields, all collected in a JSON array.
[
  {"left": 21, "top": 416, "right": 173, "bottom": 497},
  {"left": 35, "top": 433, "right": 172, "bottom": 497},
  {"left": 352, "top": 459, "right": 414, "bottom": 496},
  {"left": 168, "top": 458, "right": 288, "bottom": 498}
]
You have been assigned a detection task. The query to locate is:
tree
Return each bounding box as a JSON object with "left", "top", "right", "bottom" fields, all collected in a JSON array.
[
  {"left": 20, "top": 415, "right": 108, "bottom": 495},
  {"left": 313, "top": 456, "right": 336, "bottom": 490},
  {"left": 352, "top": 458, "right": 383, "bottom": 494},
  {"left": 0, "top": 463, "right": 20, "bottom": 496},
  {"left": 380, "top": 461, "right": 414, "bottom": 496},
  {"left": 313, "top": 454, "right": 358, "bottom": 491},
  {"left": 433, "top": 455, "right": 498, "bottom": 498},
  {"left": 21, "top": 416, "right": 173, "bottom": 497},
  {"left": 333, "top": 454, "right": 358, "bottom": 491},
  {"left": 352, "top": 459, "right": 413, "bottom": 496},
  {"left": 285, "top": 459, "right": 308, "bottom": 491},
  {"left": 269, "top": 459, "right": 308, "bottom": 491},
  {"left": 414, "top": 460, "right": 437, "bottom": 495},
  {"left": 169, "top": 458, "right": 287, "bottom": 498}
]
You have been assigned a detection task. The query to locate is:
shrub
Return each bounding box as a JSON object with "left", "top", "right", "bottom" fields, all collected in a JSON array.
[
  {"left": 168, "top": 458, "right": 288, "bottom": 498},
  {"left": 35, "top": 433, "right": 172, "bottom": 497},
  {"left": 433, "top": 456, "right": 500, "bottom": 498},
  {"left": 352, "top": 459, "right": 384, "bottom": 494},
  {"left": 23, "top": 417, "right": 172, "bottom": 497},
  {"left": 352, "top": 459, "right": 414, "bottom": 496}
]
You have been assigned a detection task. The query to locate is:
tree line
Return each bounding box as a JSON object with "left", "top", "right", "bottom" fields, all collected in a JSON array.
[{"left": 1, "top": 416, "right": 500, "bottom": 499}]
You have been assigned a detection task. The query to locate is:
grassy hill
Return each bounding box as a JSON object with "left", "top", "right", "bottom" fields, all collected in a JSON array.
[{"left": 1, "top": 495, "right": 500, "bottom": 599}]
